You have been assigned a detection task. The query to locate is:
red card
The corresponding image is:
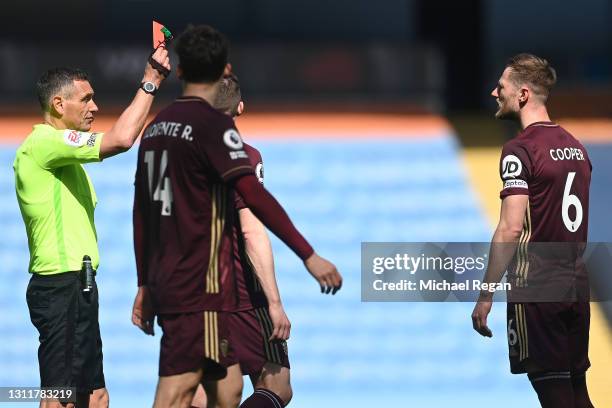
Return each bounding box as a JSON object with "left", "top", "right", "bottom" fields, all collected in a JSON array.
[{"left": 153, "top": 20, "right": 165, "bottom": 49}]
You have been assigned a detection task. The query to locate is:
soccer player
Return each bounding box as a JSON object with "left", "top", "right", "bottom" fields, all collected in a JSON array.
[
  {"left": 187, "top": 75, "right": 293, "bottom": 408},
  {"left": 13, "top": 47, "right": 170, "bottom": 408},
  {"left": 131, "top": 25, "right": 341, "bottom": 408},
  {"left": 471, "top": 54, "right": 594, "bottom": 408}
]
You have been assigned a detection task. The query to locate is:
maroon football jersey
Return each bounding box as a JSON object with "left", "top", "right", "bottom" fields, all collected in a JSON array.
[
  {"left": 225, "top": 143, "right": 269, "bottom": 311},
  {"left": 499, "top": 121, "right": 592, "bottom": 298},
  {"left": 133, "top": 96, "right": 255, "bottom": 314}
]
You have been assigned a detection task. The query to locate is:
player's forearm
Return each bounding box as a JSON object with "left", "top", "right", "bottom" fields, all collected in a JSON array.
[
  {"left": 100, "top": 89, "right": 157, "bottom": 159},
  {"left": 240, "top": 209, "right": 283, "bottom": 305},
  {"left": 100, "top": 46, "right": 169, "bottom": 159},
  {"left": 480, "top": 226, "right": 521, "bottom": 299},
  {"left": 234, "top": 174, "right": 314, "bottom": 260}
]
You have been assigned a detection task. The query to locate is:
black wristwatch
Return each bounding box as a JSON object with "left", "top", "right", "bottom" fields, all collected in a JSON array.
[{"left": 140, "top": 81, "right": 158, "bottom": 95}]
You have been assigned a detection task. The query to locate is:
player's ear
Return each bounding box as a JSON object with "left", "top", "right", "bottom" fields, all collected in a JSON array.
[
  {"left": 518, "top": 86, "right": 530, "bottom": 108},
  {"left": 50, "top": 95, "right": 64, "bottom": 116},
  {"left": 237, "top": 101, "right": 244, "bottom": 116},
  {"left": 176, "top": 65, "right": 183, "bottom": 80},
  {"left": 223, "top": 63, "right": 232, "bottom": 77},
  {"left": 519, "top": 87, "right": 529, "bottom": 104}
]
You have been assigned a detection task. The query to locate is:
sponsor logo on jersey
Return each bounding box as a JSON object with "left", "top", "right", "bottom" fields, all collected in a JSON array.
[
  {"left": 503, "top": 179, "right": 528, "bottom": 189},
  {"left": 501, "top": 154, "right": 522, "bottom": 179},
  {"left": 223, "top": 129, "right": 244, "bottom": 150},
  {"left": 63, "top": 130, "right": 89, "bottom": 147},
  {"left": 255, "top": 162, "right": 264, "bottom": 184}
]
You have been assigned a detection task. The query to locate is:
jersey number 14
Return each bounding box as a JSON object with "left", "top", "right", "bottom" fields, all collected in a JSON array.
[{"left": 144, "top": 150, "right": 174, "bottom": 216}]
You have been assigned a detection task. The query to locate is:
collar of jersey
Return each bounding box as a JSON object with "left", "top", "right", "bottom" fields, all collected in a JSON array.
[
  {"left": 176, "top": 95, "right": 211, "bottom": 105},
  {"left": 526, "top": 121, "right": 558, "bottom": 129}
]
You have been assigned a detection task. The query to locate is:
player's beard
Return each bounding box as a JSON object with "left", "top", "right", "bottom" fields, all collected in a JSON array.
[{"left": 494, "top": 99, "right": 519, "bottom": 121}]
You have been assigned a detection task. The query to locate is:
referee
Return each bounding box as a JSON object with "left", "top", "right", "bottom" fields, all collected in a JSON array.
[{"left": 13, "top": 47, "right": 170, "bottom": 408}]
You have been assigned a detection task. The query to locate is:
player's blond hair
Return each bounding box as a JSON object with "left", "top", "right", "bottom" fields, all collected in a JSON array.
[{"left": 506, "top": 53, "right": 557, "bottom": 101}]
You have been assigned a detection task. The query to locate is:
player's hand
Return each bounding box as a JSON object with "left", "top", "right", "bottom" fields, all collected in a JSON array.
[
  {"left": 132, "top": 286, "right": 155, "bottom": 335},
  {"left": 268, "top": 302, "right": 291, "bottom": 341},
  {"left": 471, "top": 299, "right": 493, "bottom": 337},
  {"left": 143, "top": 46, "right": 170, "bottom": 87},
  {"left": 305, "top": 253, "right": 342, "bottom": 295}
]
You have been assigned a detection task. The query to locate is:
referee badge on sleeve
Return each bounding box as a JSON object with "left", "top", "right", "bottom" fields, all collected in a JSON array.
[
  {"left": 86, "top": 133, "right": 99, "bottom": 147},
  {"left": 63, "top": 130, "right": 91, "bottom": 147}
]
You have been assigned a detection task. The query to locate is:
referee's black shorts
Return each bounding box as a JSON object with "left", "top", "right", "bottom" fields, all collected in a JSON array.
[{"left": 26, "top": 271, "right": 105, "bottom": 394}]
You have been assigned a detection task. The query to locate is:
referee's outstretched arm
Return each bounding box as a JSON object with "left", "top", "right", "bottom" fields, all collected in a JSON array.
[{"left": 99, "top": 47, "right": 170, "bottom": 159}]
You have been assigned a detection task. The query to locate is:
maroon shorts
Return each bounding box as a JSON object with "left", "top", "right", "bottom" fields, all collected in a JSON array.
[
  {"left": 507, "top": 302, "right": 590, "bottom": 374},
  {"left": 157, "top": 311, "right": 235, "bottom": 380},
  {"left": 218, "top": 307, "right": 290, "bottom": 377}
]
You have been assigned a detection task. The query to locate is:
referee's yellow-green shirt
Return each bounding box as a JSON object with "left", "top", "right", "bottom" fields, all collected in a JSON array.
[{"left": 13, "top": 124, "right": 104, "bottom": 274}]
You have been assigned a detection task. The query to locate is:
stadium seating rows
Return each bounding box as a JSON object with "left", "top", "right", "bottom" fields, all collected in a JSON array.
[{"left": 0, "top": 133, "right": 547, "bottom": 407}]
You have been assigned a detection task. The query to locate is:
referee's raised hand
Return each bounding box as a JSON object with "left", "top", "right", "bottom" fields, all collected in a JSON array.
[
  {"left": 143, "top": 46, "right": 171, "bottom": 87},
  {"left": 305, "top": 253, "right": 342, "bottom": 295}
]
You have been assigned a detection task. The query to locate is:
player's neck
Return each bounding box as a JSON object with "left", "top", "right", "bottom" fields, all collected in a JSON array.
[
  {"left": 182, "top": 82, "right": 220, "bottom": 107},
  {"left": 42, "top": 112, "right": 69, "bottom": 130},
  {"left": 519, "top": 105, "right": 551, "bottom": 130}
]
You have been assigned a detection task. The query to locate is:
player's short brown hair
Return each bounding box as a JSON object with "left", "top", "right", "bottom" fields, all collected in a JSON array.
[
  {"left": 214, "top": 74, "right": 241, "bottom": 117},
  {"left": 175, "top": 24, "right": 229, "bottom": 83},
  {"left": 506, "top": 53, "right": 557, "bottom": 100}
]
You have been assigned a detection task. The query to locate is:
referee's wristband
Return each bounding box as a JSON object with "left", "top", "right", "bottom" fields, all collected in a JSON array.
[{"left": 139, "top": 81, "right": 158, "bottom": 95}]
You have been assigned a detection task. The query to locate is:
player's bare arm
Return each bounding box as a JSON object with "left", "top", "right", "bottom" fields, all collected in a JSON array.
[
  {"left": 472, "top": 194, "right": 528, "bottom": 337},
  {"left": 99, "top": 46, "right": 170, "bottom": 159},
  {"left": 239, "top": 207, "right": 291, "bottom": 341},
  {"left": 232, "top": 173, "right": 343, "bottom": 295}
]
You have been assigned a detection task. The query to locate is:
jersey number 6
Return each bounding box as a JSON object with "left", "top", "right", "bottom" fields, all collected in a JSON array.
[{"left": 562, "top": 172, "right": 583, "bottom": 233}]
